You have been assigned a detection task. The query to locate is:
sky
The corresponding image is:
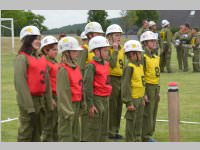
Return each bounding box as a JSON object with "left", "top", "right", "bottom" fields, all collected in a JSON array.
[{"left": 32, "top": 10, "right": 122, "bottom": 29}]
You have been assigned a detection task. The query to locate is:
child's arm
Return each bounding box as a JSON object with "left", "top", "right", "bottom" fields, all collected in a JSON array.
[
  {"left": 14, "top": 54, "right": 35, "bottom": 114},
  {"left": 83, "top": 63, "right": 95, "bottom": 108},
  {"left": 122, "top": 66, "right": 133, "bottom": 107},
  {"left": 108, "top": 49, "right": 119, "bottom": 68},
  {"left": 56, "top": 67, "right": 74, "bottom": 119}
]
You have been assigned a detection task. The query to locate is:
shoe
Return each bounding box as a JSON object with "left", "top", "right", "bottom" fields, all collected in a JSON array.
[
  {"left": 148, "top": 138, "right": 156, "bottom": 142},
  {"left": 115, "top": 134, "right": 123, "bottom": 139},
  {"left": 109, "top": 134, "right": 123, "bottom": 140}
]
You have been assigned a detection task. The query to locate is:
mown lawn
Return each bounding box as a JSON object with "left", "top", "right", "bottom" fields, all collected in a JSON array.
[{"left": 1, "top": 37, "right": 200, "bottom": 142}]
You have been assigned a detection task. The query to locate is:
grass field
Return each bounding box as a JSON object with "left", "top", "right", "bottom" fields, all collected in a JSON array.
[{"left": 1, "top": 37, "right": 200, "bottom": 142}]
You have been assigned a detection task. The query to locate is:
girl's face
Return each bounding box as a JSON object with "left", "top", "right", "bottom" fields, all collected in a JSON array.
[
  {"left": 69, "top": 50, "right": 80, "bottom": 60},
  {"left": 94, "top": 47, "right": 109, "bottom": 60},
  {"left": 146, "top": 40, "right": 157, "bottom": 50},
  {"left": 32, "top": 36, "right": 41, "bottom": 50},
  {"left": 128, "top": 51, "right": 142, "bottom": 62},
  {"left": 100, "top": 47, "right": 109, "bottom": 60},
  {"left": 112, "top": 33, "right": 121, "bottom": 44},
  {"left": 82, "top": 39, "right": 88, "bottom": 45},
  {"left": 46, "top": 44, "right": 58, "bottom": 59}
]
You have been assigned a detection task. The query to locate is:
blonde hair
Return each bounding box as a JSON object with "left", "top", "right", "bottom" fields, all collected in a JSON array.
[{"left": 60, "top": 51, "right": 76, "bottom": 65}]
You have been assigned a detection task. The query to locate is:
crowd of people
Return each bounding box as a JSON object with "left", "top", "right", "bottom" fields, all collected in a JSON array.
[{"left": 14, "top": 20, "right": 199, "bottom": 142}]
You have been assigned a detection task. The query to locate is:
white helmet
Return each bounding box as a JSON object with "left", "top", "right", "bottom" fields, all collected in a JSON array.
[
  {"left": 84, "top": 22, "right": 104, "bottom": 34},
  {"left": 161, "top": 19, "right": 170, "bottom": 27},
  {"left": 20, "top": 25, "right": 40, "bottom": 41},
  {"left": 58, "top": 36, "right": 83, "bottom": 53},
  {"left": 40, "top": 35, "right": 58, "bottom": 50},
  {"left": 88, "top": 36, "right": 110, "bottom": 52},
  {"left": 149, "top": 21, "right": 156, "bottom": 27},
  {"left": 140, "top": 31, "right": 158, "bottom": 42},
  {"left": 80, "top": 31, "right": 88, "bottom": 40},
  {"left": 124, "top": 40, "right": 144, "bottom": 53},
  {"left": 105, "top": 24, "right": 123, "bottom": 35}
]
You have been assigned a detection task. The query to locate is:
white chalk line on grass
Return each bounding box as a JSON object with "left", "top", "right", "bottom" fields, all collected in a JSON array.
[
  {"left": 1, "top": 118, "right": 18, "bottom": 123},
  {"left": 1, "top": 117, "right": 200, "bottom": 125}
]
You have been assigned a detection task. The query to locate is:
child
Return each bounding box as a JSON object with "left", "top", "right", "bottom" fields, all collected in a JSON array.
[
  {"left": 122, "top": 40, "right": 145, "bottom": 142},
  {"left": 78, "top": 22, "right": 104, "bottom": 141},
  {"left": 80, "top": 31, "right": 89, "bottom": 47},
  {"left": 105, "top": 24, "right": 124, "bottom": 139},
  {"left": 40, "top": 35, "right": 59, "bottom": 142},
  {"left": 84, "top": 36, "right": 112, "bottom": 142},
  {"left": 14, "top": 25, "right": 52, "bottom": 142},
  {"left": 140, "top": 31, "right": 160, "bottom": 142},
  {"left": 57, "top": 36, "right": 83, "bottom": 142}
]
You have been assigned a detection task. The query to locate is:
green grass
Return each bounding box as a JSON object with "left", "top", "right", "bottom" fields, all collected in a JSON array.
[{"left": 1, "top": 37, "right": 200, "bottom": 142}]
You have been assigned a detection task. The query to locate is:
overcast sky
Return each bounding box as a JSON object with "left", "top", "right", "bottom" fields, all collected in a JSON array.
[{"left": 32, "top": 10, "right": 122, "bottom": 29}]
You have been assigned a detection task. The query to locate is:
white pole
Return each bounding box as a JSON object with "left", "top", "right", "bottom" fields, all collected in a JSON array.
[
  {"left": 11, "top": 18, "right": 14, "bottom": 51},
  {"left": 0, "top": 9, "right": 2, "bottom": 143}
]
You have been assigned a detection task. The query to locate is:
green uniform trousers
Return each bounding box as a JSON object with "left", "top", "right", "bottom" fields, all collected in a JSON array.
[
  {"left": 193, "top": 48, "right": 200, "bottom": 72},
  {"left": 86, "top": 96, "right": 109, "bottom": 142},
  {"left": 57, "top": 102, "right": 80, "bottom": 142},
  {"left": 41, "top": 95, "right": 58, "bottom": 142},
  {"left": 160, "top": 43, "right": 172, "bottom": 73},
  {"left": 80, "top": 109, "right": 89, "bottom": 141},
  {"left": 125, "top": 98, "right": 144, "bottom": 142},
  {"left": 17, "top": 96, "right": 46, "bottom": 142},
  {"left": 182, "top": 45, "right": 190, "bottom": 72},
  {"left": 176, "top": 46, "right": 183, "bottom": 70},
  {"left": 142, "top": 84, "right": 160, "bottom": 142},
  {"left": 109, "top": 76, "right": 123, "bottom": 136}
]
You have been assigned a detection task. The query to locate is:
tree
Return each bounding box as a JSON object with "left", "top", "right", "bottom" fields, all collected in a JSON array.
[
  {"left": 135, "top": 10, "right": 159, "bottom": 27},
  {"left": 26, "top": 11, "right": 48, "bottom": 32},
  {"left": 1, "top": 10, "right": 48, "bottom": 36},
  {"left": 1, "top": 10, "right": 27, "bottom": 36},
  {"left": 120, "top": 10, "right": 137, "bottom": 37},
  {"left": 87, "top": 10, "right": 111, "bottom": 32}
]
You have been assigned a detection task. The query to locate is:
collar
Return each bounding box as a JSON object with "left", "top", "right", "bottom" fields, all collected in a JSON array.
[{"left": 93, "top": 56, "right": 105, "bottom": 65}]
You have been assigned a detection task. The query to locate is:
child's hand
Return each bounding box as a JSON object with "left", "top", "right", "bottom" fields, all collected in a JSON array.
[
  {"left": 144, "top": 95, "right": 149, "bottom": 103},
  {"left": 127, "top": 105, "right": 136, "bottom": 111},
  {"left": 89, "top": 105, "right": 98, "bottom": 118},
  {"left": 112, "top": 42, "right": 119, "bottom": 51}
]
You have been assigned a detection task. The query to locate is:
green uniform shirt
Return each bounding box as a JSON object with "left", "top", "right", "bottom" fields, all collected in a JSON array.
[
  {"left": 108, "top": 47, "right": 119, "bottom": 68},
  {"left": 14, "top": 51, "right": 52, "bottom": 113},
  {"left": 83, "top": 56, "right": 105, "bottom": 108},
  {"left": 160, "top": 27, "right": 172, "bottom": 47},
  {"left": 77, "top": 47, "right": 88, "bottom": 71},
  {"left": 172, "top": 31, "right": 180, "bottom": 45}
]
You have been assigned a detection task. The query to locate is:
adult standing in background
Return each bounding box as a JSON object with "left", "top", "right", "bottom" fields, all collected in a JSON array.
[{"left": 137, "top": 19, "right": 149, "bottom": 40}]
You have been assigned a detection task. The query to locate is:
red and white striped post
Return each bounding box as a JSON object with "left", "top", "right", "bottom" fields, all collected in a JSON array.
[{"left": 167, "top": 82, "right": 180, "bottom": 141}]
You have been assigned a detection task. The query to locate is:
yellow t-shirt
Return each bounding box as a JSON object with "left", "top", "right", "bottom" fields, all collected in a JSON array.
[
  {"left": 128, "top": 63, "right": 145, "bottom": 99},
  {"left": 83, "top": 44, "right": 95, "bottom": 64},
  {"left": 144, "top": 54, "right": 160, "bottom": 84}
]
